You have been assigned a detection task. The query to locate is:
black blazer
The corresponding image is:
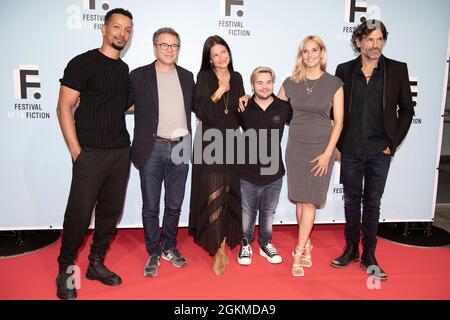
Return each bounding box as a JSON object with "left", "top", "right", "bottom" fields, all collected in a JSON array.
[
  {"left": 335, "top": 55, "right": 415, "bottom": 155},
  {"left": 129, "top": 61, "right": 195, "bottom": 168}
]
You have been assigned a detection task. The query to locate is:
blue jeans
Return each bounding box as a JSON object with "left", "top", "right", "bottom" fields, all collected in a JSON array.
[
  {"left": 341, "top": 152, "right": 391, "bottom": 251},
  {"left": 240, "top": 177, "right": 283, "bottom": 247},
  {"left": 139, "top": 140, "right": 189, "bottom": 256}
]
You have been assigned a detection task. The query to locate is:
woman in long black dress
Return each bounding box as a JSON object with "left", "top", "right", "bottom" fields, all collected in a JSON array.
[{"left": 189, "top": 35, "right": 244, "bottom": 275}]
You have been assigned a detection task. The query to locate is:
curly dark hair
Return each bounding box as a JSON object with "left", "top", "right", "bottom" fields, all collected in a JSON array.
[{"left": 351, "top": 19, "right": 388, "bottom": 53}]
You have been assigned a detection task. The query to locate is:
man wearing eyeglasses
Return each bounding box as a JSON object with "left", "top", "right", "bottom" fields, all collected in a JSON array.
[{"left": 128, "top": 27, "right": 195, "bottom": 278}]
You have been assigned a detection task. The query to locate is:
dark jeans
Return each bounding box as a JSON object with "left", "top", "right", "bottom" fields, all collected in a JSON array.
[
  {"left": 240, "top": 177, "right": 283, "bottom": 247},
  {"left": 58, "top": 147, "right": 131, "bottom": 267},
  {"left": 139, "top": 139, "right": 189, "bottom": 256},
  {"left": 341, "top": 152, "right": 391, "bottom": 251}
]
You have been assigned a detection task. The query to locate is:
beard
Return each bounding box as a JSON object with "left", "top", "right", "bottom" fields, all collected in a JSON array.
[
  {"left": 111, "top": 37, "right": 127, "bottom": 51},
  {"left": 112, "top": 42, "right": 125, "bottom": 51},
  {"left": 364, "top": 48, "right": 382, "bottom": 60}
]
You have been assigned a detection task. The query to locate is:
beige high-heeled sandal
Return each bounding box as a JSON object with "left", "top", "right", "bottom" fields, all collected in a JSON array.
[
  {"left": 291, "top": 246, "right": 305, "bottom": 277},
  {"left": 301, "top": 239, "right": 313, "bottom": 268}
]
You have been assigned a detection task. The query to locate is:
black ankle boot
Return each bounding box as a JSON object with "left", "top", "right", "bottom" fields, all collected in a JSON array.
[
  {"left": 86, "top": 260, "right": 122, "bottom": 286},
  {"left": 56, "top": 265, "right": 77, "bottom": 300},
  {"left": 331, "top": 244, "right": 360, "bottom": 268},
  {"left": 360, "top": 247, "right": 388, "bottom": 280}
]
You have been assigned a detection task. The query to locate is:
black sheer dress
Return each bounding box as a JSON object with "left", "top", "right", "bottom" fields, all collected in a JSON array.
[{"left": 188, "top": 69, "right": 244, "bottom": 256}]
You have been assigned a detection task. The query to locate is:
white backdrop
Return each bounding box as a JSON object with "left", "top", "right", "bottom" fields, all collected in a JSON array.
[{"left": 1, "top": 0, "right": 449, "bottom": 229}]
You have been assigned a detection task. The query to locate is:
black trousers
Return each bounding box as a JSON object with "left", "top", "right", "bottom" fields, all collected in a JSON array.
[
  {"left": 341, "top": 152, "right": 391, "bottom": 251},
  {"left": 57, "top": 147, "right": 131, "bottom": 267}
]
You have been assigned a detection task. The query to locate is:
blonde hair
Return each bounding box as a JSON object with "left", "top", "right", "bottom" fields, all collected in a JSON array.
[
  {"left": 250, "top": 66, "right": 276, "bottom": 85},
  {"left": 291, "top": 35, "right": 327, "bottom": 83}
]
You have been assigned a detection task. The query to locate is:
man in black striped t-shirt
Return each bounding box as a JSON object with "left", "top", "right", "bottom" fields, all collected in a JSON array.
[{"left": 55, "top": 8, "right": 133, "bottom": 300}]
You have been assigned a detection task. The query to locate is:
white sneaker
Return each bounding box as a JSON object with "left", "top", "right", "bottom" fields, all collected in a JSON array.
[
  {"left": 237, "top": 238, "right": 252, "bottom": 265},
  {"left": 259, "top": 242, "right": 282, "bottom": 264}
]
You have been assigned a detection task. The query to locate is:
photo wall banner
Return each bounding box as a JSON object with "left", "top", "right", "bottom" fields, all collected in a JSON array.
[{"left": 1, "top": 0, "right": 449, "bottom": 229}]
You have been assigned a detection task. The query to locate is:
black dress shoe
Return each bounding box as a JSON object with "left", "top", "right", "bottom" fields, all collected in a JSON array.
[
  {"left": 331, "top": 244, "right": 360, "bottom": 268},
  {"left": 360, "top": 250, "right": 388, "bottom": 281},
  {"left": 56, "top": 271, "right": 77, "bottom": 300},
  {"left": 86, "top": 261, "right": 122, "bottom": 286}
]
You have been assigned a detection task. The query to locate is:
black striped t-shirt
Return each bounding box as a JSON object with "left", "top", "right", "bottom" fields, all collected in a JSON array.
[{"left": 60, "top": 49, "right": 130, "bottom": 148}]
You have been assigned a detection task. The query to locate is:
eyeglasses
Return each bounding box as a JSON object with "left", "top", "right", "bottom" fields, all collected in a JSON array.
[{"left": 155, "top": 43, "right": 180, "bottom": 51}]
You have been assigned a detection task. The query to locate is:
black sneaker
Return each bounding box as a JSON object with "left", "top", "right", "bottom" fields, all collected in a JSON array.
[
  {"left": 237, "top": 238, "right": 252, "bottom": 265},
  {"left": 144, "top": 254, "right": 160, "bottom": 277},
  {"left": 162, "top": 248, "right": 187, "bottom": 268},
  {"left": 259, "top": 242, "right": 282, "bottom": 264}
]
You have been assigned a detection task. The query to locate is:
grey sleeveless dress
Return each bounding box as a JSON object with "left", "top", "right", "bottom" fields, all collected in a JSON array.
[{"left": 283, "top": 72, "right": 343, "bottom": 207}]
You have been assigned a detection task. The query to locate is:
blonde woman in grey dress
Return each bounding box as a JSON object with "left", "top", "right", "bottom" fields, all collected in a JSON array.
[{"left": 278, "top": 35, "right": 344, "bottom": 277}]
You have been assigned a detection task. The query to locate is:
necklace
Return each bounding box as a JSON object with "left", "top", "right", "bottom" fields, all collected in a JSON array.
[
  {"left": 362, "top": 64, "right": 375, "bottom": 78},
  {"left": 223, "top": 91, "right": 230, "bottom": 115},
  {"left": 304, "top": 76, "right": 322, "bottom": 95}
]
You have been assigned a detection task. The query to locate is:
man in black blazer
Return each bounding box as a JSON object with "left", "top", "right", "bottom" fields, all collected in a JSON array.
[
  {"left": 331, "top": 19, "right": 414, "bottom": 280},
  {"left": 128, "top": 27, "right": 195, "bottom": 278}
]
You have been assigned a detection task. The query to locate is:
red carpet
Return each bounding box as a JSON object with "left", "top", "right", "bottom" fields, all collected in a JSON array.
[{"left": 0, "top": 225, "right": 449, "bottom": 300}]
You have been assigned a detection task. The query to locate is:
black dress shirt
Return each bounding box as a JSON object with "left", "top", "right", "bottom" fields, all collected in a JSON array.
[{"left": 342, "top": 56, "right": 392, "bottom": 156}]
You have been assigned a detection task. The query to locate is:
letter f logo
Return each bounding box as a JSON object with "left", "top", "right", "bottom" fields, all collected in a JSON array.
[
  {"left": 83, "top": 0, "right": 110, "bottom": 11},
  {"left": 13, "top": 65, "right": 41, "bottom": 100},
  {"left": 345, "top": 0, "right": 367, "bottom": 23},
  {"left": 220, "top": 0, "right": 244, "bottom": 17}
]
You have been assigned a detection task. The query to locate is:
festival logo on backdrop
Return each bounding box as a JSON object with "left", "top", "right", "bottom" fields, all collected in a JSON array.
[
  {"left": 218, "top": 0, "right": 251, "bottom": 37},
  {"left": 220, "top": 0, "right": 244, "bottom": 17},
  {"left": 410, "top": 77, "right": 422, "bottom": 125},
  {"left": 339, "top": 0, "right": 382, "bottom": 40},
  {"left": 66, "top": 0, "right": 111, "bottom": 31},
  {"left": 13, "top": 65, "right": 41, "bottom": 100},
  {"left": 10, "top": 65, "right": 50, "bottom": 120},
  {"left": 345, "top": 0, "right": 368, "bottom": 23}
]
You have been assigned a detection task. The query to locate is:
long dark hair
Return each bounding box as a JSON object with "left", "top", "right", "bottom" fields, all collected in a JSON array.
[{"left": 199, "top": 35, "right": 234, "bottom": 73}]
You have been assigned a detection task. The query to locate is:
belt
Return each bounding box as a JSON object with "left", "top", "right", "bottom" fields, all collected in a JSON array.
[{"left": 155, "top": 135, "right": 183, "bottom": 142}]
